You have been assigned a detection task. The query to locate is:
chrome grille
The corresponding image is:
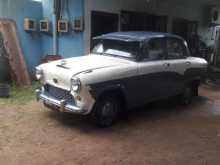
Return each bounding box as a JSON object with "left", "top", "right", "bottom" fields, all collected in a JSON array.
[{"left": 44, "top": 85, "right": 74, "bottom": 103}]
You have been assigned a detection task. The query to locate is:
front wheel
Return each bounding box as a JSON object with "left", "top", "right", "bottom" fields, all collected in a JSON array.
[{"left": 92, "top": 95, "right": 119, "bottom": 128}]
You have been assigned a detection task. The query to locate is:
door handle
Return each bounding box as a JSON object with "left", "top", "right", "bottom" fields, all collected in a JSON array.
[{"left": 186, "top": 61, "right": 191, "bottom": 66}]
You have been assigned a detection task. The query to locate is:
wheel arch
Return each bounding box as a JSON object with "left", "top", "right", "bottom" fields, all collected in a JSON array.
[
  {"left": 185, "top": 77, "right": 201, "bottom": 87},
  {"left": 94, "top": 84, "right": 128, "bottom": 110}
]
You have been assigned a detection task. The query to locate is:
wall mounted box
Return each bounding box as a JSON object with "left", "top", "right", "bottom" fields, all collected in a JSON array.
[
  {"left": 73, "top": 17, "right": 84, "bottom": 32},
  {"left": 58, "top": 20, "right": 69, "bottom": 33},
  {"left": 24, "top": 18, "right": 37, "bottom": 31},
  {"left": 210, "top": 7, "right": 220, "bottom": 25},
  {"left": 40, "top": 19, "right": 50, "bottom": 32}
]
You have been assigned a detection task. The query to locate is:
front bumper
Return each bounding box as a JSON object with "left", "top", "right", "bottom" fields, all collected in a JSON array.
[{"left": 36, "top": 89, "right": 87, "bottom": 115}]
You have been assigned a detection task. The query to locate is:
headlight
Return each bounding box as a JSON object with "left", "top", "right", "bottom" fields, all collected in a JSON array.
[
  {"left": 71, "top": 77, "right": 81, "bottom": 92},
  {"left": 35, "top": 68, "right": 43, "bottom": 80}
]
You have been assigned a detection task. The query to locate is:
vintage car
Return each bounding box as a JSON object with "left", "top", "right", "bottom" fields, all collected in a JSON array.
[{"left": 36, "top": 32, "right": 207, "bottom": 127}]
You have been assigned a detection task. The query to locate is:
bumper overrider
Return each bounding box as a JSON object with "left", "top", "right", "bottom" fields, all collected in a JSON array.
[{"left": 35, "top": 88, "right": 87, "bottom": 114}]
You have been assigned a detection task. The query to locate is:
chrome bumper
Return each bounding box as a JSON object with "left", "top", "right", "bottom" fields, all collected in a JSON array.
[{"left": 35, "top": 89, "right": 86, "bottom": 114}]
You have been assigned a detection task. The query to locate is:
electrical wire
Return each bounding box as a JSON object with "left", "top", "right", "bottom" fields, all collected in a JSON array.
[
  {"left": 66, "top": 0, "right": 71, "bottom": 20},
  {"left": 60, "top": 0, "right": 63, "bottom": 19}
]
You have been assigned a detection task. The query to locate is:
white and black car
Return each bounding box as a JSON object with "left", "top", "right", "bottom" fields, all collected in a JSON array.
[{"left": 36, "top": 32, "right": 207, "bottom": 127}]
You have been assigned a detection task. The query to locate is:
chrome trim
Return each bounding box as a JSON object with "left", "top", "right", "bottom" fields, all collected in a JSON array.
[{"left": 35, "top": 89, "right": 86, "bottom": 114}]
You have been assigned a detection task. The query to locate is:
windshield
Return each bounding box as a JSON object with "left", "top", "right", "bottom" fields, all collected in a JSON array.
[{"left": 92, "top": 39, "right": 139, "bottom": 60}]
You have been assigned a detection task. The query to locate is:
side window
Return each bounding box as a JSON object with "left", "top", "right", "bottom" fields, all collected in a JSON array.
[
  {"left": 166, "top": 38, "right": 187, "bottom": 59},
  {"left": 143, "top": 38, "right": 165, "bottom": 61}
]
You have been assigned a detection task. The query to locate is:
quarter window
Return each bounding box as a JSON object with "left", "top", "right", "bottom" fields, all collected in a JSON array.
[
  {"left": 166, "top": 38, "right": 187, "bottom": 59},
  {"left": 143, "top": 38, "right": 165, "bottom": 61}
]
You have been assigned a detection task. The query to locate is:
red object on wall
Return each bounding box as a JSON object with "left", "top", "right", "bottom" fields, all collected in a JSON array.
[{"left": 41, "top": 55, "right": 62, "bottom": 64}]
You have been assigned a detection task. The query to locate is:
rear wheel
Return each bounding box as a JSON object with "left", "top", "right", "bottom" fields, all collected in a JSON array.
[
  {"left": 181, "top": 86, "right": 193, "bottom": 105},
  {"left": 92, "top": 95, "right": 120, "bottom": 128},
  {"left": 192, "top": 83, "right": 199, "bottom": 97}
]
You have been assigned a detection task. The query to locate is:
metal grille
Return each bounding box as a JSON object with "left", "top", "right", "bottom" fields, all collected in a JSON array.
[{"left": 45, "top": 85, "right": 74, "bottom": 103}]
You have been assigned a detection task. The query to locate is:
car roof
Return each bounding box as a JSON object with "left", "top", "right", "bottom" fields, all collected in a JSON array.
[{"left": 94, "top": 31, "right": 184, "bottom": 42}]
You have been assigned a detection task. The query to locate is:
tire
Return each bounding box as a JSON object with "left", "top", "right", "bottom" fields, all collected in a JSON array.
[
  {"left": 181, "top": 86, "right": 193, "bottom": 105},
  {"left": 192, "top": 84, "right": 199, "bottom": 97},
  {"left": 92, "top": 95, "right": 120, "bottom": 128}
]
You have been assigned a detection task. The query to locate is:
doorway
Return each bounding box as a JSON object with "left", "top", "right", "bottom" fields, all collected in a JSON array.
[
  {"left": 172, "top": 18, "right": 198, "bottom": 42},
  {"left": 91, "top": 11, "right": 119, "bottom": 48},
  {"left": 120, "top": 10, "right": 168, "bottom": 32}
]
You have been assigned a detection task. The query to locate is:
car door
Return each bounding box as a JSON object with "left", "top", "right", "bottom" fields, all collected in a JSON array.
[
  {"left": 164, "top": 37, "right": 191, "bottom": 95},
  {"left": 137, "top": 37, "right": 170, "bottom": 104}
]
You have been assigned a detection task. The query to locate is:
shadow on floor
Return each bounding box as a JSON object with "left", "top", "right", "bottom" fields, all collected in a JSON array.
[{"left": 46, "top": 94, "right": 210, "bottom": 133}]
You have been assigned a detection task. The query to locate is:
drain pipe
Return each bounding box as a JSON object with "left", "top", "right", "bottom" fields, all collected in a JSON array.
[{"left": 53, "top": 0, "right": 58, "bottom": 55}]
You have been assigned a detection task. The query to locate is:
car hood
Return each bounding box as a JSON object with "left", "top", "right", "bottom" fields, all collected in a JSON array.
[{"left": 39, "top": 54, "right": 132, "bottom": 90}]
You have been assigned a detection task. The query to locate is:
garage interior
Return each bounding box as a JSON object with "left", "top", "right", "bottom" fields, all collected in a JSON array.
[
  {"left": 86, "top": 0, "right": 220, "bottom": 73},
  {"left": 1, "top": 0, "right": 220, "bottom": 164}
]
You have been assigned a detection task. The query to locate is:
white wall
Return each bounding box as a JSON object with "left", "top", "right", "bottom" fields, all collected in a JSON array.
[{"left": 84, "top": 0, "right": 206, "bottom": 54}]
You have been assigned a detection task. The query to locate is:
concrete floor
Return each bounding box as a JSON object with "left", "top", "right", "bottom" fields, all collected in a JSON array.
[{"left": 1, "top": 84, "right": 220, "bottom": 165}]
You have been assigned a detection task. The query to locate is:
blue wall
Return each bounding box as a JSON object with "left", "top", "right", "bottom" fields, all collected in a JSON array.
[
  {"left": 42, "top": 0, "right": 84, "bottom": 58},
  {"left": 0, "top": 0, "right": 43, "bottom": 75},
  {"left": 0, "top": 0, "right": 84, "bottom": 79}
]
